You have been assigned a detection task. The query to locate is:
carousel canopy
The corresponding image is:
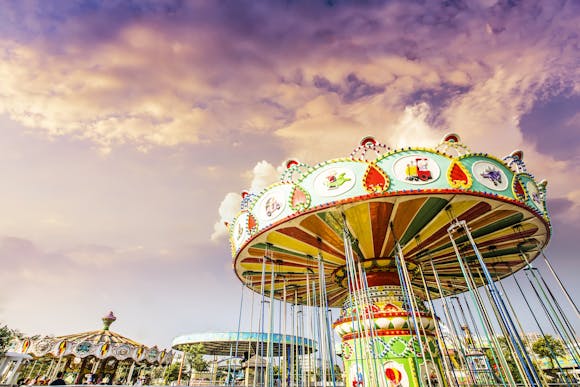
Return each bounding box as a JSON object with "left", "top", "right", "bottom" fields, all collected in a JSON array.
[
  {"left": 15, "top": 312, "right": 173, "bottom": 365},
  {"left": 172, "top": 331, "right": 317, "bottom": 357},
  {"left": 228, "top": 134, "right": 550, "bottom": 306}
]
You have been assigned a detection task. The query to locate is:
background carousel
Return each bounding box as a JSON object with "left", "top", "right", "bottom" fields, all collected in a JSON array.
[{"left": 13, "top": 312, "right": 173, "bottom": 385}]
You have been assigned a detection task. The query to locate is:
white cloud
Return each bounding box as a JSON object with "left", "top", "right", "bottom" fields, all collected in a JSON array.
[
  {"left": 386, "top": 103, "right": 441, "bottom": 149},
  {"left": 211, "top": 161, "right": 280, "bottom": 242},
  {"left": 562, "top": 190, "right": 580, "bottom": 222},
  {"left": 247, "top": 161, "right": 280, "bottom": 193},
  {"left": 211, "top": 192, "right": 242, "bottom": 242}
]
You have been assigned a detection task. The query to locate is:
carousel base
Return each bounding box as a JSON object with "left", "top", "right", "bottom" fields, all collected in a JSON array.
[{"left": 334, "top": 285, "right": 444, "bottom": 387}]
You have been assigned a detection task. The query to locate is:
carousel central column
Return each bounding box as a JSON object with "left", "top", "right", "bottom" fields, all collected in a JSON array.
[{"left": 333, "top": 270, "right": 444, "bottom": 387}]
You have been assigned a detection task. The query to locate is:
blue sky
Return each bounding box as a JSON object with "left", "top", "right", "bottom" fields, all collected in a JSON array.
[{"left": 0, "top": 0, "right": 578, "bottom": 348}]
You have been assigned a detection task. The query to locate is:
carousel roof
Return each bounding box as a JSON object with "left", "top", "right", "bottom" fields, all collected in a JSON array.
[
  {"left": 55, "top": 329, "right": 143, "bottom": 347},
  {"left": 228, "top": 134, "right": 551, "bottom": 306},
  {"left": 16, "top": 312, "right": 173, "bottom": 365},
  {"left": 172, "top": 331, "right": 317, "bottom": 357},
  {"left": 54, "top": 311, "right": 143, "bottom": 346}
]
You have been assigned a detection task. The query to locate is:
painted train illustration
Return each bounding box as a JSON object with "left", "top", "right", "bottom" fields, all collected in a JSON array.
[{"left": 405, "top": 157, "right": 432, "bottom": 181}]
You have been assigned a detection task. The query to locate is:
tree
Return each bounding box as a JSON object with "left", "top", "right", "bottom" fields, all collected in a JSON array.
[
  {"left": 181, "top": 344, "right": 209, "bottom": 373},
  {"left": 314, "top": 365, "right": 343, "bottom": 382},
  {"left": 495, "top": 336, "right": 522, "bottom": 383},
  {"left": 272, "top": 365, "right": 280, "bottom": 380},
  {"left": 532, "top": 335, "right": 566, "bottom": 369},
  {"left": 0, "top": 325, "right": 15, "bottom": 355},
  {"left": 164, "top": 362, "right": 182, "bottom": 384},
  {"left": 333, "top": 364, "right": 343, "bottom": 381}
]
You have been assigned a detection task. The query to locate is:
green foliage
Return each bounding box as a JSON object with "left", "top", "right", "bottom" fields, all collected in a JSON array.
[
  {"left": 532, "top": 335, "right": 566, "bottom": 368},
  {"left": 484, "top": 337, "right": 522, "bottom": 383},
  {"left": 313, "top": 365, "right": 343, "bottom": 382},
  {"left": 0, "top": 325, "right": 15, "bottom": 355},
  {"left": 333, "top": 364, "right": 343, "bottom": 381},
  {"left": 180, "top": 344, "right": 209, "bottom": 372},
  {"left": 164, "top": 363, "right": 182, "bottom": 384}
]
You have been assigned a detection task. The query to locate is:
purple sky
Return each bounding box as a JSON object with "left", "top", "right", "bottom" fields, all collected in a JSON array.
[{"left": 0, "top": 0, "right": 578, "bottom": 348}]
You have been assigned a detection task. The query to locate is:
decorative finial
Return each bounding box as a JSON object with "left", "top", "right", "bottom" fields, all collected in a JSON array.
[
  {"left": 350, "top": 136, "right": 389, "bottom": 161},
  {"left": 102, "top": 311, "right": 117, "bottom": 331},
  {"left": 435, "top": 133, "right": 470, "bottom": 156},
  {"left": 442, "top": 133, "right": 461, "bottom": 143},
  {"left": 280, "top": 159, "right": 310, "bottom": 184},
  {"left": 503, "top": 150, "right": 527, "bottom": 173}
]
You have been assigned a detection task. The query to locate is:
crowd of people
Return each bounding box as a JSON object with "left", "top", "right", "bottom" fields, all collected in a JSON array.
[
  {"left": 18, "top": 371, "right": 66, "bottom": 386},
  {"left": 17, "top": 372, "right": 121, "bottom": 386}
]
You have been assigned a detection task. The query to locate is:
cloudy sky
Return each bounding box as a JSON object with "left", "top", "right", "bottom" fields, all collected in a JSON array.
[{"left": 0, "top": 0, "right": 578, "bottom": 349}]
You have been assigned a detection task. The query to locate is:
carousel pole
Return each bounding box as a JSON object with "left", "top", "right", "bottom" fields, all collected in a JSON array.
[
  {"left": 511, "top": 270, "right": 571, "bottom": 386},
  {"left": 211, "top": 354, "right": 217, "bottom": 385},
  {"left": 305, "top": 270, "right": 314, "bottom": 387},
  {"left": 513, "top": 222, "right": 579, "bottom": 320},
  {"left": 176, "top": 353, "right": 185, "bottom": 385},
  {"left": 317, "top": 251, "right": 336, "bottom": 386},
  {"left": 246, "top": 281, "right": 256, "bottom": 387},
  {"left": 26, "top": 358, "right": 40, "bottom": 380},
  {"left": 64, "top": 357, "right": 72, "bottom": 373},
  {"left": 110, "top": 360, "right": 122, "bottom": 384},
  {"left": 341, "top": 224, "right": 366, "bottom": 387},
  {"left": 392, "top": 225, "right": 432, "bottom": 387},
  {"left": 457, "top": 220, "right": 542, "bottom": 387},
  {"left": 312, "top": 278, "right": 321, "bottom": 386},
  {"left": 277, "top": 278, "right": 283, "bottom": 387},
  {"left": 0, "top": 358, "right": 9, "bottom": 381},
  {"left": 298, "top": 303, "right": 306, "bottom": 387},
  {"left": 255, "top": 246, "right": 268, "bottom": 387},
  {"left": 160, "top": 361, "right": 169, "bottom": 385},
  {"left": 50, "top": 352, "right": 65, "bottom": 380},
  {"left": 447, "top": 222, "right": 514, "bottom": 386},
  {"left": 356, "top": 261, "right": 381, "bottom": 386},
  {"left": 295, "top": 291, "right": 300, "bottom": 387},
  {"left": 288, "top": 295, "right": 293, "bottom": 387},
  {"left": 45, "top": 359, "right": 56, "bottom": 379},
  {"left": 470, "top": 269, "right": 532, "bottom": 386},
  {"left": 225, "top": 339, "right": 233, "bottom": 386},
  {"left": 282, "top": 279, "right": 288, "bottom": 387},
  {"left": 343, "top": 218, "right": 381, "bottom": 386},
  {"left": 531, "top": 266, "right": 580, "bottom": 353},
  {"left": 430, "top": 259, "right": 476, "bottom": 386},
  {"left": 458, "top": 294, "right": 487, "bottom": 358},
  {"left": 523, "top": 268, "right": 580, "bottom": 368},
  {"left": 495, "top": 274, "right": 551, "bottom": 386},
  {"left": 519, "top": 251, "right": 580, "bottom": 366},
  {"left": 540, "top": 250, "right": 580, "bottom": 318},
  {"left": 520, "top": 251, "right": 576, "bottom": 335},
  {"left": 417, "top": 264, "right": 457, "bottom": 387},
  {"left": 24, "top": 359, "right": 34, "bottom": 381},
  {"left": 313, "top": 260, "right": 324, "bottom": 386},
  {"left": 91, "top": 358, "right": 101, "bottom": 374},
  {"left": 126, "top": 360, "right": 136, "bottom": 385},
  {"left": 74, "top": 357, "right": 88, "bottom": 384},
  {"left": 266, "top": 254, "right": 276, "bottom": 387},
  {"left": 230, "top": 281, "right": 246, "bottom": 386}
]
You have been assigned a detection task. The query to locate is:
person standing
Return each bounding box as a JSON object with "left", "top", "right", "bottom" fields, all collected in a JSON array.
[{"left": 49, "top": 372, "right": 66, "bottom": 385}]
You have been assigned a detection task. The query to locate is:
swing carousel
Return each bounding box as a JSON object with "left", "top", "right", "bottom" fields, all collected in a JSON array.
[{"left": 227, "top": 134, "right": 578, "bottom": 387}]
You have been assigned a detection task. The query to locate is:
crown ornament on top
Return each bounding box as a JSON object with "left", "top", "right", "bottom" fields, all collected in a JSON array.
[{"left": 102, "top": 311, "right": 117, "bottom": 331}]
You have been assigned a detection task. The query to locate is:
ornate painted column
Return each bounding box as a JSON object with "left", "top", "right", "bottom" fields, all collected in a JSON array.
[{"left": 332, "top": 269, "right": 444, "bottom": 387}]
